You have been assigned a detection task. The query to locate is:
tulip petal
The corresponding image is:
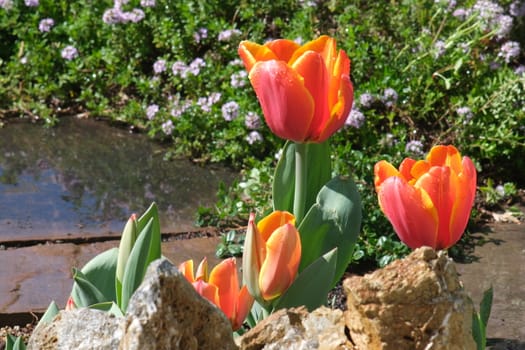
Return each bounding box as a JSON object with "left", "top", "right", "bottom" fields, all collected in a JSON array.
[
  {"left": 209, "top": 258, "right": 239, "bottom": 322},
  {"left": 265, "top": 39, "right": 301, "bottom": 62},
  {"left": 242, "top": 213, "right": 265, "bottom": 300},
  {"left": 193, "top": 280, "right": 219, "bottom": 307},
  {"left": 399, "top": 158, "right": 417, "bottom": 181},
  {"left": 374, "top": 160, "right": 401, "bottom": 191},
  {"left": 259, "top": 223, "right": 301, "bottom": 300},
  {"left": 238, "top": 41, "right": 280, "bottom": 72},
  {"left": 249, "top": 60, "right": 315, "bottom": 142},
  {"left": 232, "top": 286, "right": 254, "bottom": 330},
  {"left": 256, "top": 210, "right": 296, "bottom": 242},
  {"left": 317, "top": 73, "right": 353, "bottom": 143},
  {"left": 195, "top": 257, "right": 208, "bottom": 281},
  {"left": 378, "top": 177, "right": 439, "bottom": 249},
  {"left": 178, "top": 259, "right": 195, "bottom": 283},
  {"left": 427, "top": 145, "right": 462, "bottom": 172}
]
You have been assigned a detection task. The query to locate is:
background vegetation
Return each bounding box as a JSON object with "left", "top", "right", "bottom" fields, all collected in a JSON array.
[{"left": 1, "top": 0, "right": 523, "bottom": 266}]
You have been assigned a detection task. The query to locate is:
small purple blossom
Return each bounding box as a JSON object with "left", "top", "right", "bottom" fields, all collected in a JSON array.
[
  {"left": 171, "top": 61, "right": 187, "bottom": 77},
  {"left": 452, "top": 8, "right": 467, "bottom": 20},
  {"left": 0, "top": 0, "right": 14, "bottom": 10},
  {"left": 405, "top": 140, "right": 425, "bottom": 156},
  {"left": 359, "top": 93, "right": 374, "bottom": 109},
  {"left": 383, "top": 88, "right": 398, "bottom": 107},
  {"left": 146, "top": 104, "right": 159, "bottom": 120},
  {"left": 153, "top": 59, "right": 167, "bottom": 74},
  {"left": 162, "top": 120, "right": 174, "bottom": 135},
  {"left": 231, "top": 70, "right": 248, "bottom": 88},
  {"left": 456, "top": 106, "right": 474, "bottom": 123},
  {"left": 38, "top": 18, "right": 54, "bottom": 32},
  {"left": 61, "top": 46, "right": 78, "bottom": 60},
  {"left": 433, "top": 40, "right": 447, "bottom": 58},
  {"left": 499, "top": 41, "right": 521, "bottom": 63},
  {"left": 218, "top": 29, "right": 241, "bottom": 42},
  {"left": 123, "top": 8, "right": 145, "bottom": 23},
  {"left": 187, "top": 57, "right": 206, "bottom": 76},
  {"left": 197, "top": 93, "right": 221, "bottom": 113},
  {"left": 103, "top": 8, "right": 125, "bottom": 24},
  {"left": 103, "top": 7, "right": 144, "bottom": 24},
  {"left": 515, "top": 65, "right": 525, "bottom": 76},
  {"left": 24, "top": 0, "right": 38, "bottom": 6},
  {"left": 140, "top": 0, "right": 155, "bottom": 7},
  {"left": 221, "top": 101, "right": 240, "bottom": 121},
  {"left": 495, "top": 185, "right": 506, "bottom": 197},
  {"left": 229, "top": 58, "right": 244, "bottom": 66},
  {"left": 245, "top": 112, "right": 261, "bottom": 130},
  {"left": 510, "top": 1, "right": 525, "bottom": 17},
  {"left": 246, "top": 131, "right": 263, "bottom": 145},
  {"left": 495, "top": 15, "right": 513, "bottom": 39},
  {"left": 345, "top": 108, "right": 366, "bottom": 129},
  {"left": 193, "top": 28, "right": 208, "bottom": 43}
]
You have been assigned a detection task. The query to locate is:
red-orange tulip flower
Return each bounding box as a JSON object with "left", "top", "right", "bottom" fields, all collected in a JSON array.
[
  {"left": 238, "top": 35, "right": 354, "bottom": 143},
  {"left": 374, "top": 145, "right": 477, "bottom": 250},
  {"left": 179, "top": 257, "right": 254, "bottom": 330},
  {"left": 243, "top": 211, "right": 301, "bottom": 301}
]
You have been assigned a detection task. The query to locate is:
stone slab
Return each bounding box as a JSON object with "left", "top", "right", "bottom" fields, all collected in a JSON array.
[
  {"left": 456, "top": 223, "right": 525, "bottom": 347},
  {"left": 0, "top": 237, "right": 222, "bottom": 319}
]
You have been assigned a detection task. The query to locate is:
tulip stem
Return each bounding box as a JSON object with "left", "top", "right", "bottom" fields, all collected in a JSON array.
[{"left": 294, "top": 142, "right": 307, "bottom": 224}]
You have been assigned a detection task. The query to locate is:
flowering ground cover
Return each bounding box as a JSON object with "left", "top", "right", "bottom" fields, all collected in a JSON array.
[{"left": 0, "top": 0, "right": 524, "bottom": 267}]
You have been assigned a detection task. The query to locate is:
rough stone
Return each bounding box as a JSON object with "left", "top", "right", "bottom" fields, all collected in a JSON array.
[
  {"left": 238, "top": 306, "right": 355, "bottom": 350},
  {"left": 27, "top": 308, "right": 123, "bottom": 350},
  {"left": 119, "top": 258, "right": 237, "bottom": 350},
  {"left": 343, "top": 246, "right": 476, "bottom": 350}
]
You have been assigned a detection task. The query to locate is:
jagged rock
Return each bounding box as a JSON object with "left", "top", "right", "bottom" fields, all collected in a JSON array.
[
  {"left": 119, "top": 258, "right": 237, "bottom": 350},
  {"left": 343, "top": 246, "right": 476, "bottom": 350},
  {"left": 238, "top": 306, "right": 355, "bottom": 350},
  {"left": 27, "top": 308, "right": 123, "bottom": 350}
]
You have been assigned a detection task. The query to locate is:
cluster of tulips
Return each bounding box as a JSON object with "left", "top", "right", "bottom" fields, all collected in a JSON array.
[{"left": 179, "top": 35, "right": 478, "bottom": 330}]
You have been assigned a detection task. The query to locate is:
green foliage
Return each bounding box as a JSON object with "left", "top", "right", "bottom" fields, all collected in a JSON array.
[
  {"left": 472, "top": 286, "right": 494, "bottom": 350},
  {"left": 215, "top": 229, "right": 245, "bottom": 258}
]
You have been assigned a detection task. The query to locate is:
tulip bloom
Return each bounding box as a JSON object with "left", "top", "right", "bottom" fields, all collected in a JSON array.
[
  {"left": 238, "top": 35, "right": 353, "bottom": 143},
  {"left": 243, "top": 211, "right": 301, "bottom": 302},
  {"left": 179, "top": 257, "right": 254, "bottom": 330},
  {"left": 374, "top": 145, "right": 477, "bottom": 250}
]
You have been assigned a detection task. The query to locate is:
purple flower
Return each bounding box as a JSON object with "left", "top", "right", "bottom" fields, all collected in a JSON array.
[
  {"left": 123, "top": 8, "right": 145, "bottom": 23},
  {"left": 345, "top": 108, "right": 366, "bottom": 129},
  {"left": 221, "top": 101, "right": 240, "bottom": 121},
  {"left": 359, "top": 93, "right": 374, "bottom": 109},
  {"left": 383, "top": 88, "right": 398, "bottom": 107},
  {"left": 61, "top": 46, "right": 78, "bottom": 60},
  {"left": 171, "top": 61, "right": 187, "bottom": 77},
  {"left": 24, "top": 0, "right": 38, "bottom": 6},
  {"left": 245, "top": 112, "right": 261, "bottom": 130},
  {"left": 452, "top": 8, "right": 467, "bottom": 20},
  {"left": 38, "top": 18, "right": 54, "bottom": 33},
  {"left": 103, "top": 8, "right": 125, "bottom": 24},
  {"left": 218, "top": 29, "right": 241, "bottom": 42},
  {"left": 405, "top": 140, "right": 425, "bottom": 156},
  {"left": 499, "top": 41, "right": 521, "bottom": 63},
  {"left": 0, "top": 0, "right": 14, "bottom": 10},
  {"left": 433, "top": 40, "right": 446, "bottom": 58},
  {"left": 510, "top": 1, "right": 525, "bottom": 17},
  {"left": 153, "top": 59, "right": 167, "bottom": 74},
  {"left": 187, "top": 57, "right": 206, "bottom": 76},
  {"left": 456, "top": 106, "right": 474, "bottom": 123},
  {"left": 495, "top": 15, "right": 513, "bottom": 39},
  {"left": 146, "top": 104, "right": 159, "bottom": 120},
  {"left": 231, "top": 70, "right": 247, "bottom": 88},
  {"left": 515, "top": 65, "right": 525, "bottom": 76},
  {"left": 246, "top": 131, "right": 263, "bottom": 145},
  {"left": 162, "top": 120, "right": 174, "bottom": 135},
  {"left": 193, "top": 28, "right": 208, "bottom": 43},
  {"left": 140, "top": 0, "right": 155, "bottom": 7},
  {"left": 197, "top": 93, "right": 221, "bottom": 113}
]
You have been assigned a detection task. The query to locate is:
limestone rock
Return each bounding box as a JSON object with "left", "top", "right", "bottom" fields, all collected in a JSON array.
[
  {"left": 27, "top": 308, "right": 123, "bottom": 350},
  {"left": 344, "top": 246, "right": 476, "bottom": 350},
  {"left": 119, "top": 258, "right": 237, "bottom": 350},
  {"left": 238, "top": 306, "right": 355, "bottom": 350}
]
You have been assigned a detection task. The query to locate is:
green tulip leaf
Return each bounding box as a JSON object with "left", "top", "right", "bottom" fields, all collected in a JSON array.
[
  {"left": 120, "top": 217, "right": 159, "bottom": 312},
  {"left": 90, "top": 301, "right": 125, "bottom": 317},
  {"left": 71, "top": 248, "right": 118, "bottom": 307},
  {"left": 298, "top": 176, "right": 361, "bottom": 286},
  {"left": 72, "top": 268, "right": 110, "bottom": 307},
  {"left": 6, "top": 334, "right": 26, "bottom": 350},
  {"left": 136, "top": 202, "right": 162, "bottom": 266},
  {"left": 273, "top": 248, "right": 337, "bottom": 312},
  {"left": 273, "top": 141, "right": 295, "bottom": 213},
  {"left": 39, "top": 301, "right": 60, "bottom": 324},
  {"left": 273, "top": 141, "right": 332, "bottom": 218},
  {"left": 116, "top": 216, "right": 138, "bottom": 307}
]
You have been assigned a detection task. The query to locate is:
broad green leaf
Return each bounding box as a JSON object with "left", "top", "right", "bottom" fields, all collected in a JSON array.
[
  {"left": 90, "top": 301, "right": 125, "bottom": 317},
  {"left": 120, "top": 218, "right": 156, "bottom": 312},
  {"left": 298, "top": 176, "right": 361, "bottom": 286},
  {"left": 72, "top": 268, "right": 109, "bottom": 307},
  {"left": 116, "top": 215, "right": 138, "bottom": 307},
  {"left": 471, "top": 312, "right": 485, "bottom": 350},
  {"left": 39, "top": 301, "right": 60, "bottom": 324},
  {"left": 6, "top": 334, "right": 26, "bottom": 350},
  {"left": 274, "top": 248, "right": 337, "bottom": 311},
  {"left": 480, "top": 286, "right": 493, "bottom": 327},
  {"left": 272, "top": 141, "right": 332, "bottom": 218},
  {"left": 136, "top": 202, "right": 161, "bottom": 267},
  {"left": 71, "top": 248, "right": 118, "bottom": 306},
  {"left": 272, "top": 141, "right": 295, "bottom": 213}
]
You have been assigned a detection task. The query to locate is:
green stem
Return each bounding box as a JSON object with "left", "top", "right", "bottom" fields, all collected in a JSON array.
[{"left": 293, "top": 142, "right": 308, "bottom": 223}]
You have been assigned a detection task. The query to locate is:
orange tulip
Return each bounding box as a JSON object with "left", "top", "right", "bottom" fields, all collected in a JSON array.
[
  {"left": 374, "top": 145, "right": 477, "bottom": 250},
  {"left": 243, "top": 211, "right": 301, "bottom": 301},
  {"left": 178, "top": 257, "right": 254, "bottom": 330},
  {"left": 238, "top": 35, "right": 354, "bottom": 143}
]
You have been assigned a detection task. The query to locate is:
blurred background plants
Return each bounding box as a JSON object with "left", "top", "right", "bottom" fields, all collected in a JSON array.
[{"left": 0, "top": 0, "right": 524, "bottom": 267}]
